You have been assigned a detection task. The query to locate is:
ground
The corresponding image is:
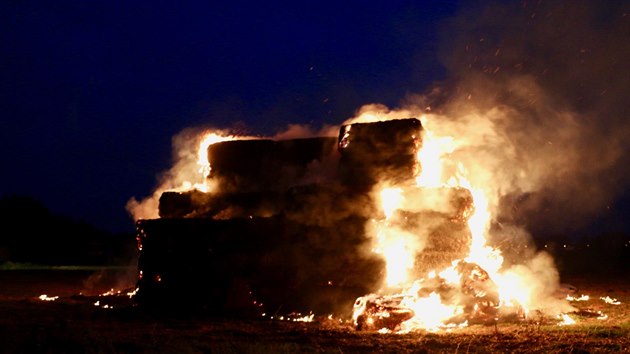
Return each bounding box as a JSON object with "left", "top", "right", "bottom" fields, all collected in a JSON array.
[{"left": 0, "top": 269, "right": 628, "bottom": 353}]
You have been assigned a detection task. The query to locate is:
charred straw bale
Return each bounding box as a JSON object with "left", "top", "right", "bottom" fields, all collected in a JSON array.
[
  {"left": 159, "top": 190, "right": 284, "bottom": 219},
  {"left": 283, "top": 184, "right": 378, "bottom": 227},
  {"left": 135, "top": 217, "right": 384, "bottom": 315},
  {"left": 158, "top": 190, "right": 207, "bottom": 218},
  {"left": 338, "top": 118, "right": 422, "bottom": 189},
  {"left": 140, "top": 117, "right": 482, "bottom": 314},
  {"left": 207, "top": 137, "right": 338, "bottom": 193}
]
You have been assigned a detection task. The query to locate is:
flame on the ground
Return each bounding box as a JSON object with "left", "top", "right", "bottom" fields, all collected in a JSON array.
[
  {"left": 567, "top": 294, "right": 590, "bottom": 302},
  {"left": 600, "top": 296, "right": 621, "bottom": 305},
  {"left": 38, "top": 294, "right": 59, "bottom": 302},
  {"left": 558, "top": 313, "right": 576, "bottom": 326},
  {"left": 263, "top": 312, "right": 315, "bottom": 322},
  {"left": 100, "top": 288, "right": 119, "bottom": 296},
  {"left": 127, "top": 288, "right": 139, "bottom": 298}
]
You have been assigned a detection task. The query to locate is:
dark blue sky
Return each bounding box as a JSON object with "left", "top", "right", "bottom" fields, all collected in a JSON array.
[
  {"left": 2, "top": 1, "right": 629, "bottom": 238},
  {"left": 1, "top": 1, "right": 459, "bottom": 233}
]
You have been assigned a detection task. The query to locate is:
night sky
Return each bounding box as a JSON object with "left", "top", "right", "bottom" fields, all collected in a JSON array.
[
  {"left": 1, "top": 0, "right": 458, "bottom": 233},
  {"left": 1, "top": 0, "right": 628, "bottom": 236}
]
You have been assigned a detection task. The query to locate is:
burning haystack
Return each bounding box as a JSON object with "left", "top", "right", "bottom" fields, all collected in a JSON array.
[
  {"left": 126, "top": 0, "right": 629, "bottom": 333},
  {"left": 133, "top": 118, "right": 479, "bottom": 319}
]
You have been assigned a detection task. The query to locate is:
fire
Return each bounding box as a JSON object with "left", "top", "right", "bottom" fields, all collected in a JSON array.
[
  {"left": 180, "top": 132, "right": 237, "bottom": 193},
  {"left": 399, "top": 291, "right": 465, "bottom": 333},
  {"left": 600, "top": 296, "right": 621, "bottom": 305},
  {"left": 373, "top": 187, "right": 419, "bottom": 287},
  {"left": 354, "top": 116, "right": 572, "bottom": 332},
  {"left": 567, "top": 294, "right": 589, "bottom": 302},
  {"left": 38, "top": 294, "right": 59, "bottom": 302},
  {"left": 126, "top": 129, "right": 240, "bottom": 220},
  {"left": 415, "top": 130, "right": 457, "bottom": 188},
  {"left": 558, "top": 313, "right": 576, "bottom": 326},
  {"left": 380, "top": 187, "right": 403, "bottom": 220},
  {"left": 374, "top": 225, "right": 417, "bottom": 287},
  {"left": 127, "top": 288, "right": 139, "bottom": 298}
]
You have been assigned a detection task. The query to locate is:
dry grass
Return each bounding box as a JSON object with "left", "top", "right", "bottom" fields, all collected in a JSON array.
[{"left": 0, "top": 272, "right": 628, "bottom": 353}]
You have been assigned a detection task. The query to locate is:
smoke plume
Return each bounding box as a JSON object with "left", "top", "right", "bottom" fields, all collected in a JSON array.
[
  {"left": 341, "top": 0, "right": 629, "bottom": 311},
  {"left": 354, "top": 0, "right": 630, "bottom": 237},
  {"left": 127, "top": 0, "right": 627, "bottom": 319}
]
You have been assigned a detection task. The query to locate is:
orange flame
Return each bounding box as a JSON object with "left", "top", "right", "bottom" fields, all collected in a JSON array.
[
  {"left": 179, "top": 132, "right": 237, "bottom": 193},
  {"left": 354, "top": 113, "right": 574, "bottom": 332}
]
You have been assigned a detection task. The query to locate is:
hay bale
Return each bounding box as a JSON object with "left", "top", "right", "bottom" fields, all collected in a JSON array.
[
  {"left": 135, "top": 216, "right": 384, "bottom": 315},
  {"left": 158, "top": 190, "right": 208, "bottom": 218},
  {"left": 158, "top": 190, "right": 284, "bottom": 219},
  {"left": 338, "top": 118, "right": 422, "bottom": 188},
  {"left": 399, "top": 187, "right": 474, "bottom": 222},
  {"left": 284, "top": 184, "right": 377, "bottom": 227},
  {"left": 208, "top": 137, "right": 338, "bottom": 192}
]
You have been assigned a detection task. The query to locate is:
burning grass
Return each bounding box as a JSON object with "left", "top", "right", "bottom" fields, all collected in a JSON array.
[{"left": 0, "top": 271, "right": 627, "bottom": 353}]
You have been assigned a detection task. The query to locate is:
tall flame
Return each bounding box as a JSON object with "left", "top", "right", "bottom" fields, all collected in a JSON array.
[
  {"left": 373, "top": 187, "right": 416, "bottom": 287},
  {"left": 415, "top": 130, "right": 457, "bottom": 188},
  {"left": 184, "top": 132, "right": 237, "bottom": 193},
  {"left": 357, "top": 115, "right": 569, "bottom": 332}
]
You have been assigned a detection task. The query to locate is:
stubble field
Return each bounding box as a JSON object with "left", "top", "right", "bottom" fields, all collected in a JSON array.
[{"left": 0, "top": 270, "right": 628, "bottom": 353}]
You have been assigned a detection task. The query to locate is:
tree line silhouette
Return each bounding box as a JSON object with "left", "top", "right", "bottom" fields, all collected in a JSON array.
[{"left": 0, "top": 195, "right": 134, "bottom": 265}]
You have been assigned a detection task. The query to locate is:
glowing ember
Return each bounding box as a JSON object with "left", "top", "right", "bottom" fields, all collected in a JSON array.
[
  {"left": 127, "top": 288, "right": 139, "bottom": 298},
  {"left": 600, "top": 296, "right": 621, "bottom": 305},
  {"left": 292, "top": 313, "right": 315, "bottom": 322},
  {"left": 38, "top": 294, "right": 59, "bottom": 302},
  {"left": 567, "top": 294, "right": 590, "bottom": 302},
  {"left": 263, "top": 312, "right": 316, "bottom": 322},
  {"left": 100, "top": 288, "right": 119, "bottom": 296}
]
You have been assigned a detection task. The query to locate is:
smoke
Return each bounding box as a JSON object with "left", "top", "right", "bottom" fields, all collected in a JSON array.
[
  {"left": 271, "top": 123, "right": 339, "bottom": 140},
  {"left": 498, "top": 251, "right": 575, "bottom": 316},
  {"left": 126, "top": 0, "right": 627, "bottom": 319},
  {"left": 351, "top": 0, "right": 630, "bottom": 237},
  {"left": 126, "top": 127, "right": 228, "bottom": 220},
  {"left": 126, "top": 123, "right": 341, "bottom": 221},
  {"left": 434, "top": 0, "right": 630, "bottom": 235},
  {"left": 339, "top": 0, "right": 629, "bottom": 310}
]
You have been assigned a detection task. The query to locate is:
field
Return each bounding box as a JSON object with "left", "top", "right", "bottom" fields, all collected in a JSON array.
[{"left": 0, "top": 269, "right": 628, "bottom": 353}]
